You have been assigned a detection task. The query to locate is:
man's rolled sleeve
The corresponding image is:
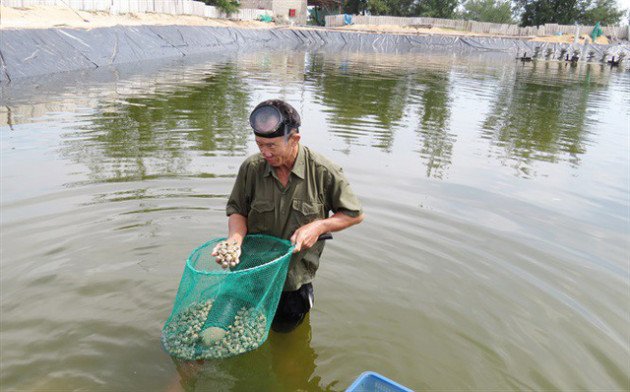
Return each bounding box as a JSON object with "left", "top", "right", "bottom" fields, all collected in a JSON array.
[
  {"left": 226, "top": 162, "right": 249, "bottom": 217},
  {"left": 328, "top": 168, "right": 363, "bottom": 218}
]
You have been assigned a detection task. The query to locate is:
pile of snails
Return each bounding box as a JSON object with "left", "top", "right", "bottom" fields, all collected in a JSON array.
[
  {"left": 215, "top": 240, "right": 241, "bottom": 269},
  {"left": 162, "top": 300, "right": 268, "bottom": 360}
]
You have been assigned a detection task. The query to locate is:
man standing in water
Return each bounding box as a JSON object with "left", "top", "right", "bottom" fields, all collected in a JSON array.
[{"left": 214, "top": 99, "right": 364, "bottom": 333}]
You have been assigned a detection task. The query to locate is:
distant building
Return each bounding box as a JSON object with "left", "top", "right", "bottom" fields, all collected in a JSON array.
[
  {"left": 307, "top": 0, "right": 343, "bottom": 26},
  {"left": 237, "top": 0, "right": 341, "bottom": 25},
  {"left": 239, "top": 0, "right": 308, "bottom": 24}
]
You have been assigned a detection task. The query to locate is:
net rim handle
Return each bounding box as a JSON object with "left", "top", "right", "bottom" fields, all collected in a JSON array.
[{"left": 185, "top": 234, "right": 295, "bottom": 276}]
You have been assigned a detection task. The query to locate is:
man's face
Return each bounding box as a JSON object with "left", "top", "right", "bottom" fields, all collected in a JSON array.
[{"left": 255, "top": 133, "right": 298, "bottom": 168}]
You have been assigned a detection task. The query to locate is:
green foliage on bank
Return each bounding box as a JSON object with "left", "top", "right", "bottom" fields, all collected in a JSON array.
[
  {"left": 198, "top": 0, "right": 240, "bottom": 15},
  {"left": 515, "top": 0, "right": 625, "bottom": 26},
  {"left": 343, "top": 0, "right": 458, "bottom": 17},
  {"left": 340, "top": 0, "right": 626, "bottom": 26},
  {"left": 460, "top": 0, "right": 516, "bottom": 23}
]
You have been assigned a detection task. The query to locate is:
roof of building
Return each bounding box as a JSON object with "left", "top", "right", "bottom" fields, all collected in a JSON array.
[{"left": 307, "top": 0, "right": 343, "bottom": 8}]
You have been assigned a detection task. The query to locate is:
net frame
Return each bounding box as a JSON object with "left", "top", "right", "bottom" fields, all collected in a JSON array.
[
  {"left": 162, "top": 235, "right": 295, "bottom": 360},
  {"left": 185, "top": 234, "right": 293, "bottom": 276}
]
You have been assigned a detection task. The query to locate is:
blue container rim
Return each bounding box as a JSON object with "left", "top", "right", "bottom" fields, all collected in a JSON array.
[
  {"left": 185, "top": 234, "right": 294, "bottom": 276},
  {"left": 346, "top": 371, "right": 415, "bottom": 392}
]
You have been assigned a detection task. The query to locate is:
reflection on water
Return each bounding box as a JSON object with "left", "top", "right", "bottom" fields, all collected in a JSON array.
[
  {"left": 1, "top": 48, "right": 628, "bottom": 392},
  {"left": 302, "top": 51, "right": 612, "bottom": 179},
  {"left": 307, "top": 54, "right": 410, "bottom": 152},
  {"left": 170, "top": 315, "right": 334, "bottom": 392},
  {"left": 59, "top": 63, "right": 251, "bottom": 183},
  {"left": 480, "top": 62, "right": 605, "bottom": 178},
  {"left": 411, "top": 70, "right": 455, "bottom": 179},
  {"left": 2, "top": 51, "right": 619, "bottom": 182}
]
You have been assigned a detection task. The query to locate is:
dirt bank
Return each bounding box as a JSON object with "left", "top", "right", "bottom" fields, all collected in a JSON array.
[
  {"left": 0, "top": 5, "right": 611, "bottom": 45},
  {"left": 0, "top": 5, "right": 275, "bottom": 29},
  {"left": 337, "top": 24, "right": 610, "bottom": 44}
]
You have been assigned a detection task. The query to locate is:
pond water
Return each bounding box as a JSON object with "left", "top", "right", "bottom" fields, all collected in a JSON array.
[{"left": 1, "top": 48, "right": 628, "bottom": 392}]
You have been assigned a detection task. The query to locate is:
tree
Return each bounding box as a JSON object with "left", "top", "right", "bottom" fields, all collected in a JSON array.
[
  {"left": 461, "top": 0, "right": 516, "bottom": 23},
  {"left": 342, "top": 0, "right": 363, "bottom": 14},
  {"left": 516, "top": 0, "right": 583, "bottom": 26},
  {"left": 578, "top": 0, "right": 624, "bottom": 25},
  {"left": 344, "top": 0, "right": 414, "bottom": 15},
  {"left": 387, "top": 0, "right": 417, "bottom": 16},
  {"left": 412, "top": 0, "right": 460, "bottom": 18},
  {"left": 343, "top": 0, "right": 459, "bottom": 17},
  {"left": 198, "top": 0, "right": 239, "bottom": 15},
  {"left": 363, "top": 0, "right": 390, "bottom": 15},
  {"left": 516, "top": 0, "right": 624, "bottom": 26}
]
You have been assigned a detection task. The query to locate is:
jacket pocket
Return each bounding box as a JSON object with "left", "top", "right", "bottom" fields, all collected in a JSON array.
[
  {"left": 249, "top": 200, "right": 275, "bottom": 233},
  {"left": 292, "top": 199, "right": 323, "bottom": 226}
]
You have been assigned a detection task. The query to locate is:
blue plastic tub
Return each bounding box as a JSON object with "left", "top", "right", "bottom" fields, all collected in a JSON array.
[{"left": 346, "top": 371, "right": 414, "bottom": 392}]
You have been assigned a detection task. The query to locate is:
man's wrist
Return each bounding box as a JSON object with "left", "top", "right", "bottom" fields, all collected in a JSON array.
[
  {"left": 226, "top": 234, "right": 243, "bottom": 246},
  {"left": 314, "top": 219, "right": 328, "bottom": 237}
]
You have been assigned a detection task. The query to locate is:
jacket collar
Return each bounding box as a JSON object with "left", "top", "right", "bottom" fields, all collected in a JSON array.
[{"left": 263, "top": 144, "right": 305, "bottom": 180}]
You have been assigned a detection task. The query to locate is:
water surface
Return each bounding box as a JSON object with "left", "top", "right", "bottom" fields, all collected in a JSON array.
[{"left": 1, "top": 49, "right": 628, "bottom": 391}]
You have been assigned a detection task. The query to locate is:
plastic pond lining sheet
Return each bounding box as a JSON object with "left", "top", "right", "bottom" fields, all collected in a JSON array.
[{"left": 1, "top": 25, "right": 628, "bottom": 81}]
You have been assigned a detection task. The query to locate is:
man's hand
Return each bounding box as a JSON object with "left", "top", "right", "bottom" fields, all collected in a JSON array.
[
  {"left": 290, "top": 221, "right": 324, "bottom": 253},
  {"left": 212, "top": 214, "right": 247, "bottom": 269},
  {"left": 290, "top": 212, "right": 365, "bottom": 253},
  {"left": 212, "top": 239, "right": 242, "bottom": 269}
]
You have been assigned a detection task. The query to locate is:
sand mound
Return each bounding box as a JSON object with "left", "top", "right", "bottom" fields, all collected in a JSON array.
[
  {"left": 340, "top": 24, "right": 477, "bottom": 36},
  {"left": 530, "top": 33, "right": 609, "bottom": 45},
  {"left": 0, "top": 5, "right": 614, "bottom": 46},
  {"left": 0, "top": 5, "right": 274, "bottom": 30}
]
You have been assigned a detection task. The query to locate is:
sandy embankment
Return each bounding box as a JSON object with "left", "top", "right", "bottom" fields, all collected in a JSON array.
[
  {"left": 337, "top": 23, "right": 610, "bottom": 44},
  {"left": 0, "top": 5, "right": 275, "bottom": 29},
  {"left": 0, "top": 4, "right": 610, "bottom": 45}
]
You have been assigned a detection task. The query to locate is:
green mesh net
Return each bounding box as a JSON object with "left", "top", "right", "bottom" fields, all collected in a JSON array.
[{"left": 162, "top": 234, "right": 294, "bottom": 360}]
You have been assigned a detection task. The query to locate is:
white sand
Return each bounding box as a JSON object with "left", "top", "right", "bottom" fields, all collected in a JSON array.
[
  {"left": 0, "top": 5, "right": 611, "bottom": 44},
  {"left": 338, "top": 24, "right": 610, "bottom": 44},
  {"left": 0, "top": 5, "right": 274, "bottom": 30}
]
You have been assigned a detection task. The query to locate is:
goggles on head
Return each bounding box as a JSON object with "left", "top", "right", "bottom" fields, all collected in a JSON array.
[{"left": 249, "top": 104, "right": 295, "bottom": 140}]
